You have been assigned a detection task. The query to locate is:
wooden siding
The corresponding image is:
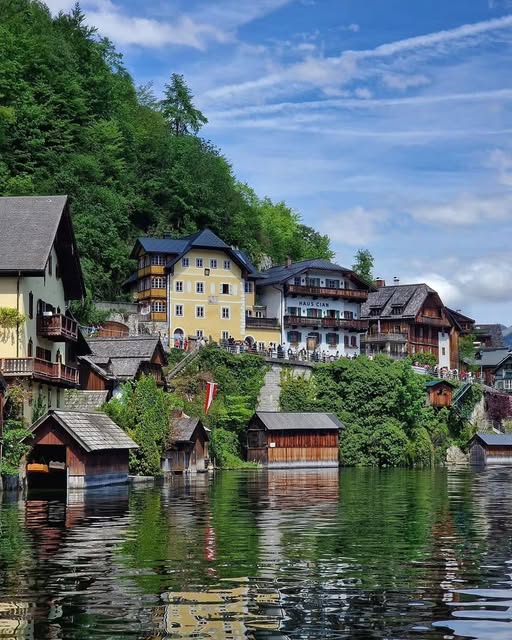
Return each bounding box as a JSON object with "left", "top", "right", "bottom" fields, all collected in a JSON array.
[
  {"left": 428, "top": 383, "right": 453, "bottom": 407},
  {"left": 470, "top": 440, "right": 512, "bottom": 465},
  {"left": 80, "top": 365, "right": 108, "bottom": 391},
  {"left": 163, "top": 423, "right": 209, "bottom": 472}
]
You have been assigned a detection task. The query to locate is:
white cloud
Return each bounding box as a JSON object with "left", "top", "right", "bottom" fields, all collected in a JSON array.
[
  {"left": 381, "top": 73, "right": 431, "bottom": 90},
  {"left": 408, "top": 193, "right": 512, "bottom": 225},
  {"left": 320, "top": 207, "right": 389, "bottom": 246},
  {"left": 203, "top": 14, "right": 512, "bottom": 99},
  {"left": 354, "top": 87, "right": 373, "bottom": 99},
  {"left": 487, "top": 149, "right": 512, "bottom": 186}
]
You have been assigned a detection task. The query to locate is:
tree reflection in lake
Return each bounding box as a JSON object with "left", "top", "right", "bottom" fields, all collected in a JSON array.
[{"left": 0, "top": 468, "right": 512, "bottom": 638}]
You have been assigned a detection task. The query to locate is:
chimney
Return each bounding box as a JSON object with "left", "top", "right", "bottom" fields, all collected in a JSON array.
[
  {"left": 375, "top": 278, "right": 386, "bottom": 288},
  {"left": 393, "top": 276, "right": 400, "bottom": 284},
  {"left": 172, "top": 407, "right": 184, "bottom": 419},
  {"left": 285, "top": 256, "right": 292, "bottom": 267}
]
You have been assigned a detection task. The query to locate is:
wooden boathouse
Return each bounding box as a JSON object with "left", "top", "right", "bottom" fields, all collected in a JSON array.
[
  {"left": 25, "top": 410, "right": 138, "bottom": 489},
  {"left": 246, "top": 412, "right": 343, "bottom": 468},
  {"left": 162, "top": 415, "right": 209, "bottom": 473},
  {"left": 468, "top": 432, "right": 512, "bottom": 466},
  {"left": 425, "top": 380, "right": 455, "bottom": 407}
]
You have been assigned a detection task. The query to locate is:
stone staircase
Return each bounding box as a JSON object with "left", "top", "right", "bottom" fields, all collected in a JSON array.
[
  {"left": 166, "top": 346, "right": 200, "bottom": 382},
  {"left": 257, "top": 365, "right": 282, "bottom": 412}
]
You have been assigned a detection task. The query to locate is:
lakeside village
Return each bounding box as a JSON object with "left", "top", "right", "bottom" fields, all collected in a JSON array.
[{"left": 1, "top": 196, "right": 512, "bottom": 492}]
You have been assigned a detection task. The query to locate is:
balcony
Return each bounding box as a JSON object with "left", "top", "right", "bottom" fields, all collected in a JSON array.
[
  {"left": 418, "top": 315, "right": 451, "bottom": 328},
  {"left": 246, "top": 316, "right": 280, "bottom": 329},
  {"left": 0, "top": 358, "right": 79, "bottom": 386},
  {"left": 362, "top": 332, "right": 409, "bottom": 344},
  {"left": 37, "top": 314, "right": 78, "bottom": 342},
  {"left": 285, "top": 284, "right": 368, "bottom": 300},
  {"left": 135, "top": 288, "right": 167, "bottom": 301},
  {"left": 137, "top": 265, "right": 166, "bottom": 277},
  {"left": 283, "top": 316, "right": 368, "bottom": 332}
]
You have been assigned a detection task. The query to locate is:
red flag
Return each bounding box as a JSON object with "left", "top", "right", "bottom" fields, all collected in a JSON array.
[{"left": 204, "top": 381, "right": 218, "bottom": 414}]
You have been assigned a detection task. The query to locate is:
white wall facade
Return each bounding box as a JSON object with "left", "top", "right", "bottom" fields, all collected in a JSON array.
[{"left": 438, "top": 331, "right": 451, "bottom": 369}]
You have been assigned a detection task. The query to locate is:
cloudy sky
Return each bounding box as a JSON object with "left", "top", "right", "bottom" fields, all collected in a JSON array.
[{"left": 45, "top": 0, "right": 512, "bottom": 324}]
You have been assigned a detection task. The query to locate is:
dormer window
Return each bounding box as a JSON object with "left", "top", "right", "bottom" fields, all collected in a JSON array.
[
  {"left": 369, "top": 308, "right": 381, "bottom": 316},
  {"left": 391, "top": 306, "right": 404, "bottom": 315}
]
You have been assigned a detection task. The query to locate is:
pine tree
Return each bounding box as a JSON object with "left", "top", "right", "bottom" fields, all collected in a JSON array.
[{"left": 160, "top": 73, "right": 208, "bottom": 136}]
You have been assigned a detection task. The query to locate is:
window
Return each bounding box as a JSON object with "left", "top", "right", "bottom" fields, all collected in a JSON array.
[
  {"left": 287, "top": 330, "right": 301, "bottom": 344},
  {"left": 182, "top": 257, "right": 189, "bottom": 267},
  {"left": 28, "top": 292, "right": 34, "bottom": 319},
  {"left": 258, "top": 342, "right": 265, "bottom": 351},
  {"left": 247, "top": 310, "right": 253, "bottom": 317},
  {"left": 196, "top": 306, "right": 205, "bottom": 318},
  {"left": 223, "top": 260, "right": 231, "bottom": 270},
  {"left": 245, "top": 281, "right": 253, "bottom": 293},
  {"left": 222, "top": 307, "right": 230, "bottom": 319},
  {"left": 221, "top": 283, "right": 230, "bottom": 295},
  {"left": 344, "top": 335, "right": 349, "bottom": 347},
  {"left": 350, "top": 335, "right": 357, "bottom": 347},
  {"left": 327, "top": 333, "right": 339, "bottom": 346},
  {"left": 175, "top": 281, "right": 183, "bottom": 292},
  {"left": 138, "top": 256, "right": 145, "bottom": 269},
  {"left": 210, "top": 259, "right": 217, "bottom": 269},
  {"left": 196, "top": 282, "right": 204, "bottom": 294},
  {"left": 48, "top": 253, "right": 53, "bottom": 276},
  {"left": 204, "top": 268, "right": 210, "bottom": 276},
  {"left": 344, "top": 310, "right": 354, "bottom": 319},
  {"left": 196, "top": 257, "right": 203, "bottom": 268},
  {"left": 152, "top": 277, "right": 165, "bottom": 289},
  {"left": 196, "top": 329, "right": 204, "bottom": 338},
  {"left": 151, "top": 301, "right": 165, "bottom": 312},
  {"left": 294, "top": 276, "right": 302, "bottom": 285},
  {"left": 442, "top": 347, "right": 446, "bottom": 356},
  {"left": 305, "top": 277, "right": 321, "bottom": 287},
  {"left": 221, "top": 330, "right": 229, "bottom": 341},
  {"left": 391, "top": 306, "right": 403, "bottom": 315},
  {"left": 175, "top": 305, "right": 183, "bottom": 316},
  {"left": 326, "top": 279, "right": 340, "bottom": 289},
  {"left": 151, "top": 255, "right": 165, "bottom": 266},
  {"left": 287, "top": 307, "right": 298, "bottom": 316},
  {"left": 255, "top": 310, "right": 263, "bottom": 318},
  {"left": 27, "top": 338, "right": 33, "bottom": 357},
  {"left": 369, "top": 308, "right": 381, "bottom": 316},
  {"left": 36, "top": 346, "right": 52, "bottom": 362}
]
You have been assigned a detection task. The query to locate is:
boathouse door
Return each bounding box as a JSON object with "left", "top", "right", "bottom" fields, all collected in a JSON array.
[{"left": 27, "top": 444, "right": 67, "bottom": 491}]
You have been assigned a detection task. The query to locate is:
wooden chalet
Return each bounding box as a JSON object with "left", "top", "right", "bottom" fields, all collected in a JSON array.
[
  {"left": 425, "top": 380, "right": 455, "bottom": 407},
  {"left": 361, "top": 282, "right": 457, "bottom": 368},
  {"left": 473, "top": 324, "right": 505, "bottom": 348},
  {"left": 246, "top": 412, "right": 343, "bottom": 468},
  {"left": 79, "top": 335, "right": 167, "bottom": 395},
  {"left": 468, "top": 433, "right": 512, "bottom": 466},
  {"left": 162, "top": 415, "right": 209, "bottom": 473},
  {"left": 494, "top": 352, "right": 512, "bottom": 393},
  {"left": 25, "top": 409, "right": 138, "bottom": 490},
  {"left": 465, "top": 347, "right": 511, "bottom": 385}
]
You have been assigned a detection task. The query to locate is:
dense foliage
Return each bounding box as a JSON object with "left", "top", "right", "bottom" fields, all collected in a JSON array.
[
  {"left": 104, "top": 375, "right": 176, "bottom": 475},
  {"left": 0, "top": 0, "right": 333, "bottom": 301},
  {"left": 171, "top": 345, "right": 268, "bottom": 466},
  {"left": 280, "top": 356, "right": 471, "bottom": 467},
  {"left": 0, "top": 384, "right": 31, "bottom": 477}
]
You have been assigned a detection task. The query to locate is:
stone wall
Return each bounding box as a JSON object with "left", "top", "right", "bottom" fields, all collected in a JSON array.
[{"left": 257, "top": 362, "right": 312, "bottom": 412}]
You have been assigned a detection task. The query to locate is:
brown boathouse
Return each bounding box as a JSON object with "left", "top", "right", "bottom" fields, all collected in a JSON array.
[
  {"left": 246, "top": 412, "right": 343, "bottom": 468},
  {"left": 468, "top": 433, "right": 512, "bottom": 466},
  {"left": 25, "top": 410, "right": 138, "bottom": 489},
  {"left": 162, "top": 415, "right": 209, "bottom": 473}
]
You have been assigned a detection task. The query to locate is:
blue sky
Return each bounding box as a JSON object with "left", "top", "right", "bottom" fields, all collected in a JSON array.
[{"left": 46, "top": 0, "right": 512, "bottom": 324}]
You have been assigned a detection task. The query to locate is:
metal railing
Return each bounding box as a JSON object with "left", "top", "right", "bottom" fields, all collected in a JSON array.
[
  {"left": 283, "top": 315, "right": 368, "bottom": 331},
  {"left": 245, "top": 316, "right": 280, "bottom": 328},
  {"left": 285, "top": 284, "right": 368, "bottom": 300}
]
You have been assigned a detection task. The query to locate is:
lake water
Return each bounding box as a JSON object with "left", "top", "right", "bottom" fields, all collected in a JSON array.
[{"left": 1, "top": 467, "right": 512, "bottom": 639}]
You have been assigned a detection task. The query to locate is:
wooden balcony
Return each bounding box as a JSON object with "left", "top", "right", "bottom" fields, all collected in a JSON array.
[
  {"left": 0, "top": 358, "right": 79, "bottom": 386},
  {"left": 362, "top": 332, "right": 409, "bottom": 343},
  {"left": 418, "top": 315, "right": 451, "bottom": 328},
  {"left": 284, "top": 316, "right": 368, "bottom": 332},
  {"left": 37, "top": 314, "right": 78, "bottom": 342},
  {"left": 285, "top": 284, "right": 368, "bottom": 300},
  {"left": 139, "top": 311, "right": 167, "bottom": 322},
  {"left": 137, "top": 265, "right": 166, "bottom": 277},
  {"left": 135, "top": 288, "right": 167, "bottom": 301},
  {"left": 246, "top": 316, "right": 280, "bottom": 329}
]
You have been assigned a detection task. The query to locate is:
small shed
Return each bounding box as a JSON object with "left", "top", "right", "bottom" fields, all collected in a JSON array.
[
  {"left": 25, "top": 410, "right": 138, "bottom": 489},
  {"left": 425, "top": 380, "right": 455, "bottom": 407},
  {"left": 247, "top": 412, "right": 344, "bottom": 468},
  {"left": 468, "top": 432, "right": 512, "bottom": 466},
  {"left": 162, "top": 416, "right": 209, "bottom": 474}
]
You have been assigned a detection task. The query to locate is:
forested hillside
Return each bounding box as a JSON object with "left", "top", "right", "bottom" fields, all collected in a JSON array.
[{"left": 0, "top": 0, "right": 333, "bottom": 299}]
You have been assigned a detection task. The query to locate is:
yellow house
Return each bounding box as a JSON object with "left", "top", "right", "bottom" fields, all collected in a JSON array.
[
  {"left": 0, "top": 196, "right": 85, "bottom": 421},
  {"left": 130, "top": 229, "right": 281, "bottom": 347}
]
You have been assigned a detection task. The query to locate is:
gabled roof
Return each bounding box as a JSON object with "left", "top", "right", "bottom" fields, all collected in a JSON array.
[
  {"left": 63, "top": 390, "right": 110, "bottom": 411},
  {"left": 172, "top": 416, "right": 208, "bottom": 443},
  {"left": 86, "top": 336, "right": 167, "bottom": 381},
  {"left": 466, "top": 347, "right": 510, "bottom": 368},
  {"left": 0, "top": 195, "right": 85, "bottom": 299},
  {"left": 253, "top": 412, "right": 344, "bottom": 431},
  {"left": 361, "top": 283, "right": 446, "bottom": 321},
  {"left": 472, "top": 432, "right": 512, "bottom": 447},
  {"left": 130, "top": 228, "right": 258, "bottom": 275},
  {"left": 494, "top": 351, "right": 512, "bottom": 371},
  {"left": 259, "top": 258, "right": 374, "bottom": 290},
  {"left": 425, "top": 379, "right": 456, "bottom": 388},
  {"left": 28, "top": 410, "right": 138, "bottom": 452}
]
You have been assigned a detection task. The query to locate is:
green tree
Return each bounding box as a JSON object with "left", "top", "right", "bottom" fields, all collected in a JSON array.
[
  {"left": 352, "top": 248, "right": 375, "bottom": 282},
  {"left": 160, "top": 73, "right": 207, "bottom": 136},
  {"left": 459, "top": 333, "right": 476, "bottom": 364}
]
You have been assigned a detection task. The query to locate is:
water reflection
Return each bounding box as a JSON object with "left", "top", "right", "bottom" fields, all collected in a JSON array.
[{"left": 1, "top": 468, "right": 512, "bottom": 638}]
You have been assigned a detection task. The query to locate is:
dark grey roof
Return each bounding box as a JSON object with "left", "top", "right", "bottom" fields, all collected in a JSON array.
[
  {"left": 0, "top": 196, "right": 84, "bottom": 298},
  {"left": 259, "top": 259, "right": 372, "bottom": 289},
  {"left": 134, "top": 237, "right": 188, "bottom": 256},
  {"left": 64, "top": 390, "right": 109, "bottom": 411},
  {"left": 29, "top": 410, "right": 138, "bottom": 452},
  {"left": 473, "top": 432, "right": 512, "bottom": 446},
  {"left": 254, "top": 412, "right": 344, "bottom": 431},
  {"left": 172, "top": 416, "right": 205, "bottom": 442},
  {"left": 361, "top": 283, "right": 442, "bottom": 320},
  {"left": 425, "top": 379, "right": 456, "bottom": 388},
  {"left": 474, "top": 324, "right": 505, "bottom": 347},
  {"left": 109, "top": 358, "right": 143, "bottom": 379},
  {"left": 466, "top": 348, "right": 510, "bottom": 368},
  {"left": 88, "top": 336, "right": 163, "bottom": 359},
  {"left": 0, "top": 195, "right": 66, "bottom": 272}
]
